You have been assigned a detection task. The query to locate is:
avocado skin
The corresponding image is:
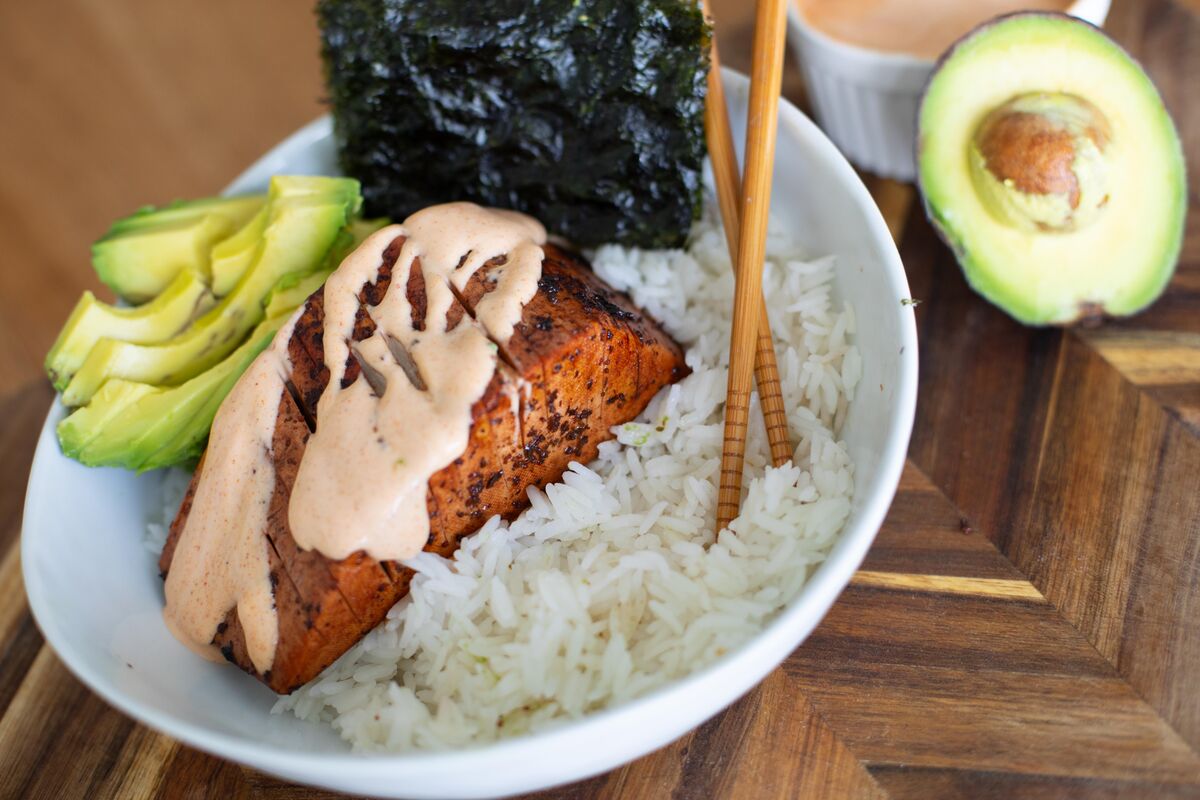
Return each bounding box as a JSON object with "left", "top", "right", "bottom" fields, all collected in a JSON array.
[
  {"left": 915, "top": 12, "right": 1186, "bottom": 326},
  {"left": 93, "top": 195, "right": 265, "bottom": 303}
]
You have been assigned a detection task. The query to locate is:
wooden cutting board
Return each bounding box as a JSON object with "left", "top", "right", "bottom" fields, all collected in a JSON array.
[{"left": 0, "top": 0, "right": 1197, "bottom": 797}]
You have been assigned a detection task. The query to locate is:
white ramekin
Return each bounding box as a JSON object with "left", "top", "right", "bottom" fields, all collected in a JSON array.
[{"left": 785, "top": 0, "right": 1113, "bottom": 181}]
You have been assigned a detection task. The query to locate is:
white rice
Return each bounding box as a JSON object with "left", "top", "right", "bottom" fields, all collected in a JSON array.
[{"left": 150, "top": 197, "right": 859, "bottom": 751}]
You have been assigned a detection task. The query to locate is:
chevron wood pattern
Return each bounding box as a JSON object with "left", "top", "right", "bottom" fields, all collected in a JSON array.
[{"left": 2, "top": 0, "right": 1198, "bottom": 798}]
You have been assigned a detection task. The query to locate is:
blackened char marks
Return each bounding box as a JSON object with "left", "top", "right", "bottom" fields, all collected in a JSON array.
[
  {"left": 260, "top": 391, "right": 367, "bottom": 684},
  {"left": 160, "top": 241, "right": 687, "bottom": 694},
  {"left": 407, "top": 256, "right": 429, "bottom": 331},
  {"left": 342, "top": 234, "right": 404, "bottom": 388},
  {"left": 290, "top": 290, "right": 331, "bottom": 413},
  {"left": 537, "top": 272, "right": 560, "bottom": 305}
]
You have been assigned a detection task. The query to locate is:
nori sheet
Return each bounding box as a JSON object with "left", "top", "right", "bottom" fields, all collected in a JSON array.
[{"left": 318, "top": 0, "right": 710, "bottom": 249}]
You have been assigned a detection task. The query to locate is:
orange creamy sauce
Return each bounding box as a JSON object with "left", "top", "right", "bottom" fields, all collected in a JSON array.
[
  {"left": 795, "top": 0, "right": 1073, "bottom": 59},
  {"left": 162, "top": 309, "right": 301, "bottom": 673},
  {"left": 163, "top": 202, "right": 546, "bottom": 671}
]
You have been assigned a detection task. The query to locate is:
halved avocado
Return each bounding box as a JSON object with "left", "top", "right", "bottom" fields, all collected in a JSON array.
[
  {"left": 62, "top": 177, "right": 360, "bottom": 407},
  {"left": 93, "top": 194, "right": 265, "bottom": 303},
  {"left": 917, "top": 13, "right": 1186, "bottom": 325},
  {"left": 45, "top": 268, "right": 214, "bottom": 391}
]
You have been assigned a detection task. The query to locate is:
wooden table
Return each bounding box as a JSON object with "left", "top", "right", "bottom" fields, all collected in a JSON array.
[{"left": 1, "top": 0, "right": 1197, "bottom": 797}]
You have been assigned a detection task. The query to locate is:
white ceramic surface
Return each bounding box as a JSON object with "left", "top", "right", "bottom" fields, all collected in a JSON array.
[
  {"left": 786, "top": 0, "right": 1113, "bottom": 180},
  {"left": 22, "top": 70, "right": 917, "bottom": 799}
]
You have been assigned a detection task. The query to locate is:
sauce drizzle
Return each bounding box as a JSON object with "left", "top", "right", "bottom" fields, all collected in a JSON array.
[
  {"left": 163, "top": 309, "right": 302, "bottom": 674},
  {"left": 163, "top": 203, "right": 545, "bottom": 667},
  {"left": 291, "top": 203, "right": 545, "bottom": 560}
]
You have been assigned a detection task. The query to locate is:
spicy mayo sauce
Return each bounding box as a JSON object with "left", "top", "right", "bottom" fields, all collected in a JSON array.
[{"left": 163, "top": 203, "right": 546, "bottom": 670}]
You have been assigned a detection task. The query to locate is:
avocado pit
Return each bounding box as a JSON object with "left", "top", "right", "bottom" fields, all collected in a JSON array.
[{"left": 969, "top": 92, "right": 1111, "bottom": 233}]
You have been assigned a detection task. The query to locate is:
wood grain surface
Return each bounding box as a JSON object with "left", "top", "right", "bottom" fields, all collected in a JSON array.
[{"left": 1, "top": 0, "right": 1198, "bottom": 798}]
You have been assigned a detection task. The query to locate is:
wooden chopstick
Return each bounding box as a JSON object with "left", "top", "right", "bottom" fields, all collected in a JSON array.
[
  {"left": 701, "top": 0, "right": 793, "bottom": 472},
  {"left": 715, "top": 0, "right": 790, "bottom": 534}
]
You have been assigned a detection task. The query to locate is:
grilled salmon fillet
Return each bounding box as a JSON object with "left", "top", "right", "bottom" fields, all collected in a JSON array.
[{"left": 159, "top": 240, "right": 687, "bottom": 693}]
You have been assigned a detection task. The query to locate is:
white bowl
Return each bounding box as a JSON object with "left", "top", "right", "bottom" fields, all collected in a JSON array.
[
  {"left": 22, "top": 69, "right": 917, "bottom": 799},
  {"left": 786, "top": 0, "right": 1113, "bottom": 180}
]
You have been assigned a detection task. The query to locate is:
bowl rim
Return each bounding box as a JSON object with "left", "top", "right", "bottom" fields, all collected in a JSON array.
[{"left": 21, "top": 68, "right": 918, "bottom": 792}]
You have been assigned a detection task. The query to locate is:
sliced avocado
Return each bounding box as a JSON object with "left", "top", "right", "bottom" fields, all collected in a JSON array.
[
  {"left": 137, "top": 315, "right": 286, "bottom": 471},
  {"left": 45, "top": 269, "right": 214, "bottom": 391},
  {"left": 57, "top": 380, "right": 159, "bottom": 460},
  {"left": 917, "top": 13, "right": 1186, "bottom": 326},
  {"left": 94, "top": 194, "right": 266, "bottom": 303},
  {"left": 270, "top": 174, "right": 364, "bottom": 197},
  {"left": 104, "top": 195, "right": 264, "bottom": 235},
  {"left": 264, "top": 261, "right": 335, "bottom": 319},
  {"left": 63, "top": 177, "right": 360, "bottom": 407},
  {"left": 263, "top": 217, "right": 389, "bottom": 317},
  {"left": 209, "top": 206, "right": 268, "bottom": 297},
  {"left": 59, "top": 313, "right": 287, "bottom": 471},
  {"left": 345, "top": 216, "right": 391, "bottom": 244},
  {"left": 209, "top": 177, "right": 356, "bottom": 296}
]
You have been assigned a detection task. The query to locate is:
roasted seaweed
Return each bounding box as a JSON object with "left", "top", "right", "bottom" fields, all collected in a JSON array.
[{"left": 318, "top": 0, "right": 710, "bottom": 249}]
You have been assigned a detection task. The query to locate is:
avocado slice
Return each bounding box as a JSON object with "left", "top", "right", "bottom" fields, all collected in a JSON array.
[
  {"left": 209, "top": 206, "right": 268, "bottom": 297},
  {"left": 263, "top": 217, "right": 389, "bottom": 317},
  {"left": 93, "top": 194, "right": 265, "bottom": 303},
  {"left": 917, "top": 13, "right": 1186, "bottom": 325},
  {"left": 133, "top": 219, "right": 384, "bottom": 469},
  {"left": 57, "top": 380, "right": 159, "bottom": 460},
  {"left": 209, "top": 176, "right": 356, "bottom": 296},
  {"left": 45, "top": 268, "right": 214, "bottom": 391},
  {"left": 58, "top": 312, "right": 289, "bottom": 471},
  {"left": 63, "top": 176, "right": 360, "bottom": 407},
  {"left": 104, "top": 195, "right": 263, "bottom": 235},
  {"left": 263, "top": 268, "right": 331, "bottom": 320}
]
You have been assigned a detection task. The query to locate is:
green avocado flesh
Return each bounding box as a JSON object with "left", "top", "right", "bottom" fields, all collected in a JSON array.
[
  {"left": 93, "top": 194, "right": 265, "bottom": 303},
  {"left": 45, "top": 268, "right": 214, "bottom": 391},
  {"left": 209, "top": 176, "right": 357, "bottom": 296},
  {"left": 54, "top": 175, "right": 365, "bottom": 470},
  {"left": 318, "top": 0, "right": 710, "bottom": 249},
  {"left": 62, "top": 179, "right": 359, "bottom": 408},
  {"left": 917, "top": 13, "right": 1186, "bottom": 325},
  {"left": 209, "top": 207, "right": 268, "bottom": 297},
  {"left": 57, "top": 313, "right": 287, "bottom": 472},
  {"left": 263, "top": 217, "right": 388, "bottom": 318}
]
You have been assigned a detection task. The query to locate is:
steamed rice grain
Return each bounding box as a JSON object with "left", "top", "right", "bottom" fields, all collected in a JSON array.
[{"left": 149, "top": 197, "right": 859, "bottom": 751}]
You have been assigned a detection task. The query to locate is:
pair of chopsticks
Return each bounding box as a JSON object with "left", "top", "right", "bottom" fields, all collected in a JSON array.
[{"left": 706, "top": 0, "right": 792, "bottom": 533}]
